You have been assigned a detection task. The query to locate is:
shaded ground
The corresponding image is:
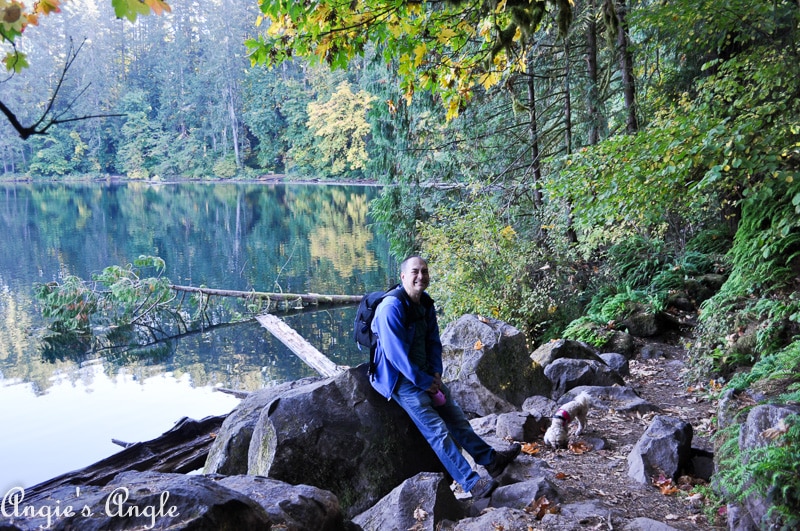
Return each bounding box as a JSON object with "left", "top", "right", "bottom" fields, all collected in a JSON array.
[{"left": 519, "top": 330, "right": 725, "bottom": 530}]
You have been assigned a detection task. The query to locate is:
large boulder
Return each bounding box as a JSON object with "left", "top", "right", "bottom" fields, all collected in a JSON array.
[
  {"left": 205, "top": 376, "right": 322, "bottom": 475},
  {"left": 726, "top": 404, "right": 800, "bottom": 530},
  {"left": 352, "top": 472, "right": 463, "bottom": 531},
  {"left": 246, "top": 365, "right": 443, "bottom": 517},
  {"left": 212, "top": 474, "right": 348, "bottom": 530},
  {"left": 441, "top": 315, "right": 550, "bottom": 417},
  {"left": 3, "top": 471, "right": 274, "bottom": 530},
  {"left": 530, "top": 338, "right": 606, "bottom": 367},
  {"left": 628, "top": 416, "right": 693, "bottom": 484},
  {"left": 543, "top": 357, "right": 625, "bottom": 399}
]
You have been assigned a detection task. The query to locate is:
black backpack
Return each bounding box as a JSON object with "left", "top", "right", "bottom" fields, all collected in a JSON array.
[{"left": 353, "top": 284, "right": 405, "bottom": 375}]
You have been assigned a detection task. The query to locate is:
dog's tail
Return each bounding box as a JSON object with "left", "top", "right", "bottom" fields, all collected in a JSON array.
[{"left": 575, "top": 391, "right": 591, "bottom": 407}]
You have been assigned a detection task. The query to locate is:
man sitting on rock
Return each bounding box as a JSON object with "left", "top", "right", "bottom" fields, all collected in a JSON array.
[{"left": 369, "top": 255, "right": 521, "bottom": 499}]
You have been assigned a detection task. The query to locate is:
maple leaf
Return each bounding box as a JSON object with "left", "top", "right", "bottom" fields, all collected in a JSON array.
[
  {"left": 520, "top": 442, "right": 541, "bottom": 455},
  {"left": 474, "top": 339, "right": 483, "bottom": 350},
  {"left": 524, "top": 496, "right": 560, "bottom": 519},
  {"left": 568, "top": 440, "right": 592, "bottom": 454},
  {"left": 34, "top": 0, "right": 61, "bottom": 16},
  {"left": 652, "top": 474, "right": 679, "bottom": 495}
]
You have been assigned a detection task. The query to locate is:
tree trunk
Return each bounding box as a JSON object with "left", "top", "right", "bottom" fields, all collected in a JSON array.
[
  {"left": 563, "top": 38, "right": 573, "bottom": 155},
  {"left": 616, "top": 0, "right": 638, "bottom": 134},
  {"left": 586, "top": 0, "right": 601, "bottom": 145},
  {"left": 526, "top": 53, "right": 543, "bottom": 209}
]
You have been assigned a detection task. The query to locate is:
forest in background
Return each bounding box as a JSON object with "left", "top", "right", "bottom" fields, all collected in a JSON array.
[{"left": 3, "top": 0, "right": 800, "bottom": 526}]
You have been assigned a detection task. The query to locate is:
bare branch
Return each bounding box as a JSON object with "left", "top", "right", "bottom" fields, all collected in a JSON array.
[{"left": 1, "top": 37, "right": 125, "bottom": 139}]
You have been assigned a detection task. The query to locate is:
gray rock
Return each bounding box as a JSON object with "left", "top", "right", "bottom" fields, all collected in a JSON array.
[
  {"left": 468, "top": 413, "right": 498, "bottom": 437},
  {"left": 522, "top": 395, "right": 558, "bottom": 416},
  {"left": 639, "top": 345, "right": 666, "bottom": 359},
  {"left": 628, "top": 416, "right": 693, "bottom": 484},
  {"left": 726, "top": 502, "right": 758, "bottom": 531},
  {"left": 441, "top": 315, "right": 551, "bottom": 416},
  {"left": 716, "top": 388, "right": 741, "bottom": 430},
  {"left": 544, "top": 358, "right": 624, "bottom": 399},
  {"left": 452, "top": 507, "right": 536, "bottom": 530},
  {"left": 733, "top": 404, "right": 800, "bottom": 530},
  {"left": 247, "top": 365, "right": 443, "bottom": 517},
  {"left": 495, "top": 411, "right": 548, "bottom": 442},
  {"left": 623, "top": 517, "right": 680, "bottom": 531},
  {"left": 352, "top": 472, "right": 463, "bottom": 531},
  {"left": 540, "top": 499, "right": 617, "bottom": 529},
  {"left": 5, "top": 471, "right": 274, "bottom": 530},
  {"left": 491, "top": 477, "right": 559, "bottom": 510},
  {"left": 602, "top": 331, "right": 636, "bottom": 359},
  {"left": 205, "top": 377, "right": 321, "bottom": 475},
  {"left": 622, "top": 311, "right": 660, "bottom": 338},
  {"left": 600, "top": 352, "right": 630, "bottom": 376},
  {"left": 563, "top": 385, "right": 660, "bottom": 415},
  {"left": 530, "top": 338, "right": 605, "bottom": 367},
  {"left": 213, "top": 475, "right": 346, "bottom": 530}
]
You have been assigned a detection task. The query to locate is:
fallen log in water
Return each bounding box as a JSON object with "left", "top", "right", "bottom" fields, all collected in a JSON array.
[
  {"left": 255, "top": 313, "right": 345, "bottom": 377},
  {"left": 21, "top": 414, "right": 227, "bottom": 504},
  {"left": 170, "top": 284, "right": 362, "bottom": 307}
]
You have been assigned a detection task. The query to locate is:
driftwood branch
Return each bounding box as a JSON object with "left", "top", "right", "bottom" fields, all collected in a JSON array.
[
  {"left": 170, "top": 284, "right": 363, "bottom": 306},
  {"left": 22, "top": 414, "right": 227, "bottom": 504}
]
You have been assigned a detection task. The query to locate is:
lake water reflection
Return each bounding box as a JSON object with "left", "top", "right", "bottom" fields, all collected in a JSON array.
[{"left": 0, "top": 182, "right": 393, "bottom": 490}]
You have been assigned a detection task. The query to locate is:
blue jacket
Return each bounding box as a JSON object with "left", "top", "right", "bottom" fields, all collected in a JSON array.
[{"left": 369, "top": 290, "right": 443, "bottom": 399}]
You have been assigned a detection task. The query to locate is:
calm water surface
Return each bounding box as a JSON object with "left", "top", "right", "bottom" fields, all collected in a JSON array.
[{"left": 0, "top": 182, "right": 393, "bottom": 491}]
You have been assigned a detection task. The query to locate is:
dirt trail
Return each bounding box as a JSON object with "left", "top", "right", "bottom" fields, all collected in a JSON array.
[{"left": 534, "top": 331, "right": 723, "bottom": 530}]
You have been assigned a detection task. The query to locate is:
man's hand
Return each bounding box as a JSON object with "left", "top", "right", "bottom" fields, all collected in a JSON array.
[{"left": 427, "top": 373, "right": 442, "bottom": 394}]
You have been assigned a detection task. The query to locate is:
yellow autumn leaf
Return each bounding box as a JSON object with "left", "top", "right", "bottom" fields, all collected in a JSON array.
[
  {"left": 474, "top": 339, "right": 483, "bottom": 350},
  {"left": 413, "top": 42, "right": 427, "bottom": 68},
  {"left": 437, "top": 27, "right": 457, "bottom": 43},
  {"left": 446, "top": 97, "right": 460, "bottom": 120},
  {"left": 479, "top": 71, "right": 501, "bottom": 90}
]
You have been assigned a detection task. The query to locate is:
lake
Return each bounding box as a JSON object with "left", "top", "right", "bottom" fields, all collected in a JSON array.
[{"left": 0, "top": 181, "right": 394, "bottom": 492}]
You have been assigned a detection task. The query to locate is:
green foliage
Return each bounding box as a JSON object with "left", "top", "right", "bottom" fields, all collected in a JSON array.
[
  {"left": 27, "top": 130, "right": 90, "bottom": 177},
  {"left": 605, "top": 236, "right": 675, "bottom": 289},
  {"left": 561, "top": 316, "right": 612, "bottom": 347},
  {"left": 302, "top": 81, "right": 376, "bottom": 178},
  {"left": 248, "top": 0, "right": 574, "bottom": 120},
  {"left": 212, "top": 155, "right": 238, "bottom": 179},
  {"left": 727, "top": 340, "right": 800, "bottom": 395},
  {"left": 34, "top": 256, "right": 206, "bottom": 358},
  {"left": 419, "top": 193, "right": 575, "bottom": 336},
  {"left": 716, "top": 414, "right": 800, "bottom": 530}
]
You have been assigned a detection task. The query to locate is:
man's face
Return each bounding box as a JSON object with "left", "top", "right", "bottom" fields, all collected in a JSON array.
[{"left": 400, "top": 257, "right": 430, "bottom": 301}]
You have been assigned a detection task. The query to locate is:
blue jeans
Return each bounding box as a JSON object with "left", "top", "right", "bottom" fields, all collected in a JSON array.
[{"left": 391, "top": 375, "right": 495, "bottom": 491}]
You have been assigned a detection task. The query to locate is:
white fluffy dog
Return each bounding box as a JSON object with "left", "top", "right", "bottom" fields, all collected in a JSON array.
[{"left": 543, "top": 391, "right": 591, "bottom": 449}]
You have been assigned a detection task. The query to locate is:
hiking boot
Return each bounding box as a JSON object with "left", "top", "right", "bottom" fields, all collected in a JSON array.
[
  {"left": 469, "top": 477, "right": 498, "bottom": 499},
  {"left": 486, "top": 443, "right": 522, "bottom": 478}
]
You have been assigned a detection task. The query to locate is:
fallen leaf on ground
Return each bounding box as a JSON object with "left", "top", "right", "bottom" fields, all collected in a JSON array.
[
  {"left": 524, "top": 496, "right": 560, "bottom": 519},
  {"left": 568, "top": 440, "right": 592, "bottom": 454},
  {"left": 653, "top": 474, "right": 679, "bottom": 495},
  {"left": 521, "top": 442, "right": 541, "bottom": 455}
]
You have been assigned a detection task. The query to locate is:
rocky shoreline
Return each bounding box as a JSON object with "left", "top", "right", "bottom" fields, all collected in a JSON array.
[{"left": 2, "top": 314, "right": 788, "bottom": 530}]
